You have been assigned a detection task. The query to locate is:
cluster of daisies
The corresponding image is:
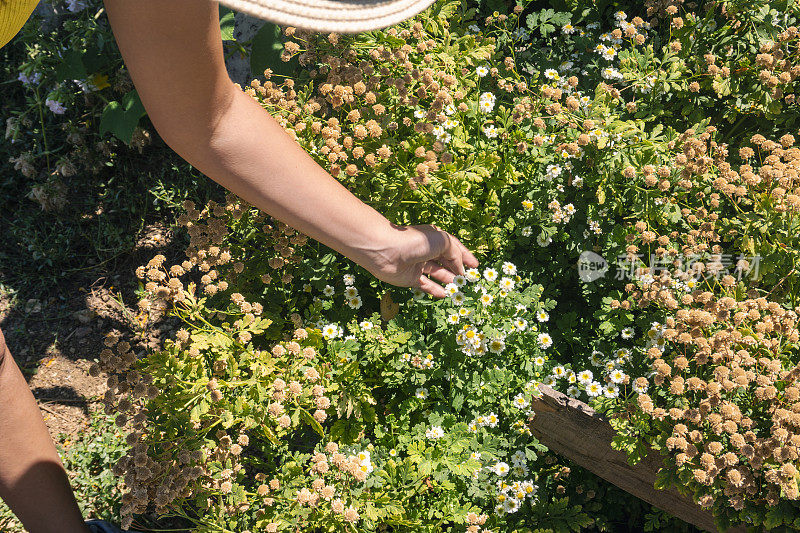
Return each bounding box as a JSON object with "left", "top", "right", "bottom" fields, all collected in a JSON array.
[
  {"left": 467, "top": 412, "right": 500, "bottom": 432},
  {"left": 438, "top": 263, "right": 553, "bottom": 358},
  {"left": 354, "top": 449, "right": 375, "bottom": 478},
  {"left": 401, "top": 350, "right": 436, "bottom": 369},
  {"left": 418, "top": 104, "right": 459, "bottom": 144},
  {"left": 494, "top": 476, "right": 539, "bottom": 515},
  {"left": 476, "top": 86, "right": 499, "bottom": 139},
  {"left": 534, "top": 322, "right": 657, "bottom": 401},
  {"left": 330, "top": 273, "right": 362, "bottom": 309},
  {"left": 469, "top": 450, "right": 538, "bottom": 515},
  {"left": 546, "top": 199, "right": 577, "bottom": 224},
  {"left": 425, "top": 425, "right": 445, "bottom": 439}
]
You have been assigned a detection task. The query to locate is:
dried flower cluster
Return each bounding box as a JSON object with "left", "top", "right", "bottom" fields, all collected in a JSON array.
[{"left": 614, "top": 128, "right": 800, "bottom": 520}]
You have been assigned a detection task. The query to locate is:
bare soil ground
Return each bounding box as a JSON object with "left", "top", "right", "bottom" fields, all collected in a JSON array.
[
  {"left": 0, "top": 223, "right": 187, "bottom": 531},
  {"left": 0, "top": 223, "right": 176, "bottom": 439}
]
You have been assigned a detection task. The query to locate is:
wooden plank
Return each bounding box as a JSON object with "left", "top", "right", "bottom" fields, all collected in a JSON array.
[{"left": 528, "top": 385, "right": 746, "bottom": 533}]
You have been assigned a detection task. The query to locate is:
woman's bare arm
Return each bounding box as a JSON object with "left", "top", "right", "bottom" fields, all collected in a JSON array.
[{"left": 102, "top": 0, "right": 477, "bottom": 297}]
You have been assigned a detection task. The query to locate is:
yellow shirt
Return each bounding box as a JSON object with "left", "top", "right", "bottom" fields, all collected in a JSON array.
[{"left": 0, "top": 0, "right": 38, "bottom": 49}]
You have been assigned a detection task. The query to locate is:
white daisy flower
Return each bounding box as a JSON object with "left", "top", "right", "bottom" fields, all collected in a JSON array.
[
  {"left": 426, "top": 426, "right": 445, "bottom": 439},
  {"left": 445, "top": 282, "right": 459, "bottom": 295},
  {"left": 601, "top": 47, "right": 617, "bottom": 60},
  {"left": 493, "top": 462, "right": 510, "bottom": 476},
  {"left": 615, "top": 348, "right": 631, "bottom": 360},
  {"left": 453, "top": 275, "right": 466, "bottom": 287},
  {"left": 447, "top": 313, "right": 460, "bottom": 324},
  {"left": 499, "top": 277, "right": 515, "bottom": 290},
  {"left": 488, "top": 338, "right": 506, "bottom": 354},
  {"left": 501, "top": 261, "right": 517, "bottom": 275},
  {"left": 322, "top": 324, "right": 341, "bottom": 340},
  {"left": 344, "top": 287, "right": 359, "bottom": 298},
  {"left": 552, "top": 365, "right": 566, "bottom": 378},
  {"left": 343, "top": 274, "right": 355, "bottom": 285},
  {"left": 537, "top": 333, "right": 553, "bottom": 349},
  {"left": 465, "top": 268, "right": 481, "bottom": 282},
  {"left": 323, "top": 285, "right": 335, "bottom": 296},
  {"left": 451, "top": 291, "right": 466, "bottom": 305},
  {"left": 545, "top": 163, "right": 562, "bottom": 179},
  {"left": 621, "top": 327, "right": 634, "bottom": 339},
  {"left": 536, "top": 310, "right": 549, "bottom": 322},
  {"left": 534, "top": 356, "right": 545, "bottom": 366},
  {"left": 604, "top": 384, "right": 620, "bottom": 398},
  {"left": 577, "top": 370, "right": 593, "bottom": 384},
  {"left": 514, "top": 318, "right": 528, "bottom": 331},
  {"left": 513, "top": 393, "right": 529, "bottom": 409},
  {"left": 347, "top": 296, "right": 362, "bottom": 309},
  {"left": 586, "top": 381, "right": 602, "bottom": 397},
  {"left": 476, "top": 65, "right": 489, "bottom": 77},
  {"left": 483, "top": 268, "right": 498, "bottom": 282},
  {"left": 609, "top": 369, "right": 626, "bottom": 384},
  {"left": 415, "top": 387, "right": 428, "bottom": 399}
]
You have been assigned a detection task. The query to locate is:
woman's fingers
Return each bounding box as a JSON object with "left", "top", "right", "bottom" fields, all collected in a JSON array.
[
  {"left": 457, "top": 238, "right": 480, "bottom": 269},
  {"left": 423, "top": 260, "right": 455, "bottom": 286},
  {"left": 418, "top": 273, "right": 447, "bottom": 298},
  {"left": 404, "top": 224, "right": 481, "bottom": 298}
]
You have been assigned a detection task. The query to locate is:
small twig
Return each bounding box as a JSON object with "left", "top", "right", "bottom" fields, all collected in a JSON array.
[
  {"left": 765, "top": 267, "right": 797, "bottom": 300},
  {"left": 39, "top": 403, "right": 73, "bottom": 422},
  {"left": 35, "top": 397, "right": 102, "bottom": 405}
]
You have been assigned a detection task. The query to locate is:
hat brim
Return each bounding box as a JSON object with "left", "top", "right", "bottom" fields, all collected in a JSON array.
[{"left": 218, "top": 0, "right": 437, "bottom": 33}]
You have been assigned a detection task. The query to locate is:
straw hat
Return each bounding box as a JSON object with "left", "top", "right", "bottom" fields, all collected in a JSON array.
[{"left": 217, "top": 0, "right": 438, "bottom": 34}]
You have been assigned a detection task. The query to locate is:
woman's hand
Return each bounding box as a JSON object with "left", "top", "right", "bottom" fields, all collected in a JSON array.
[{"left": 361, "top": 224, "right": 479, "bottom": 299}]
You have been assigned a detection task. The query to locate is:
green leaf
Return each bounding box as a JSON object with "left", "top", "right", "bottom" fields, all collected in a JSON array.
[
  {"left": 54, "top": 49, "right": 87, "bottom": 82},
  {"left": 249, "top": 22, "right": 299, "bottom": 78},
  {"left": 250, "top": 22, "right": 283, "bottom": 77},
  {"left": 299, "top": 406, "right": 325, "bottom": 438},
  {"left": 220, "top": 6, "right": 236, "bottom": 41},
  {"left": 99, "top": 90, "right": 146, "bottom": 144}
]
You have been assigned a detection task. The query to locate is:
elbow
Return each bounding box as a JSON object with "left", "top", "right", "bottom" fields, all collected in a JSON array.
[{"left": 139, "top": 83, "right": 239, "bottom": 165}]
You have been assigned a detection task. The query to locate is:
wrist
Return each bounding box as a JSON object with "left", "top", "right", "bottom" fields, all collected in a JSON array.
[{"left": 344, "top": 220, "right": 408, "bottom": 277}]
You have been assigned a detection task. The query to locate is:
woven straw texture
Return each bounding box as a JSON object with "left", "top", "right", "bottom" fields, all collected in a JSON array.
[{"left": 217, "top": 0, "right": 437, "bottom": 33}]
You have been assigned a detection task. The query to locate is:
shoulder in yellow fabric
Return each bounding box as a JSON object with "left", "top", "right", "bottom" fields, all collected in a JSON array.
[{"left": 0, "top": 0, "right": 39, "bottom": 50}]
